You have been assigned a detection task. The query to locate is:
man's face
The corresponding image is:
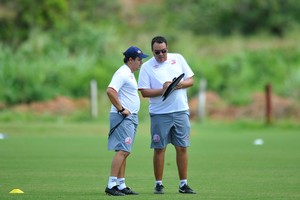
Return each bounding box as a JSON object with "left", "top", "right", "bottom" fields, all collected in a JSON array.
[
  {"left": 152, "top": 42, "right": 168, "bottom": 63},
  {"left": 131, "top": 57, "right": 143, "bottom": 72}
]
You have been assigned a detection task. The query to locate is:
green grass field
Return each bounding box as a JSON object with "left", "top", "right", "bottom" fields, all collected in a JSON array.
[{"left": 0, "top": 121, "right": 300, "bottom": 200}]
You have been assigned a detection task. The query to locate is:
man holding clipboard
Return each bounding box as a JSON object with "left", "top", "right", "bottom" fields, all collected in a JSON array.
[{"left": 138, "top": 36, "right": 196, "bottom": 194}]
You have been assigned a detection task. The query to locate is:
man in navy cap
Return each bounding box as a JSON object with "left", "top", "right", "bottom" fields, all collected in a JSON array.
[{"left": 105, "top": 46, "right": 148, "bottom": 196}]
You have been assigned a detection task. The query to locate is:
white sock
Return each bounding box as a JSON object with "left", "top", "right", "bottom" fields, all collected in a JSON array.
[
  {"left": 155, "top": 180, "right": 163, "bottom": 186},
  {"left": 107, "top": 176, "right": 117, "bottom": 189},
  {"left": 180, "top": 179, "right": 187, "bottom": 187},
  {"left": 117, "top": 178, "right": 126, "bottom": 190}
]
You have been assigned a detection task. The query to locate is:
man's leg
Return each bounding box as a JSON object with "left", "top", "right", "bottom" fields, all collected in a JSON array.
[
  {"left": 153, "top": 148, "right": 166, "bottom": 180},
  {"left": 114, "top": 155, "right": 138, "bottom": 195},
  {"left": 153, "top": 148, "right": 166, "bottom": 194},
  {"left": 105, "top": 151, "right": 129, "bottom": 196},
  {"left": 118, "top": 158, "right": 126, "bottom": 178},
  {"left": 175, "top": 146, "right": 196, "bottom": 194},
  {"left": 110, "top": 151, "right": 129, "bottom": 177},
  {"left": 175, "top": 146, "right": 188, "bottom": 180}
]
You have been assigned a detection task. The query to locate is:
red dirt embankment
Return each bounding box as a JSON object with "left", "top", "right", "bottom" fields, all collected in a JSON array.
[{"left": 3, "top": 92, "right": 300, "bottom": 121}]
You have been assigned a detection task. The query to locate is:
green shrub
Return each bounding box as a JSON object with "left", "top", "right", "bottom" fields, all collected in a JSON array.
[{"left": 1, "top": 0, "right": 300, "bottom": 106}]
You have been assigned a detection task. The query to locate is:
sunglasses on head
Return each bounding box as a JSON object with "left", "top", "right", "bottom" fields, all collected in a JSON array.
[{"left": 154, "top": 49, "right": 167, "bottom": 55}]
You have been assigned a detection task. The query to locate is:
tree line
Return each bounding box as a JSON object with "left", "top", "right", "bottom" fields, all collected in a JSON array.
[{"left": 1, "top": 0, "right": 300, "bottom": 105}]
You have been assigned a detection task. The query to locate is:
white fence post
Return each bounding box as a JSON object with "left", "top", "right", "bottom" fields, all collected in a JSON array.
[
  {"left": 197, "top": 78, "right": 207, "bottom": 121},
  {"left": 90, "top": 80, "right": 98, "bottom": 118}
]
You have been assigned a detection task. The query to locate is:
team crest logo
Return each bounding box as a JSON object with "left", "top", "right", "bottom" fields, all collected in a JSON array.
[
  {"left": 153, "top": 134, "right": 160, "bottom": 143},
  {"left": 125, "top": 137, "right": 132, "bottom": 144},
  {"left": 171, "top": 60, "right": 176, "bottom": 64}
]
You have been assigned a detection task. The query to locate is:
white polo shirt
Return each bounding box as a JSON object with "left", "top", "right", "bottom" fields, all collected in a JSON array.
[
  {"left": 108, "top": 64, "right": 140, "bottom": 114},
  {"left": 138, "top": 53, "right": 194, "bottom": 114}
]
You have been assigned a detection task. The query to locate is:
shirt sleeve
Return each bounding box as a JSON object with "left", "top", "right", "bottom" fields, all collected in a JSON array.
[
  {"left": 108, "top": 70, "right": 126, "bottom": 92},
  {"left": 138, "top": 66, "right": 150, "bottom": 89}
]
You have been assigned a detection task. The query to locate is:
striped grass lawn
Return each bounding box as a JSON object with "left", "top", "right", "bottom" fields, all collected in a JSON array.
[{"left": 0, "top": 121, "right": 300, "bottom": 200}]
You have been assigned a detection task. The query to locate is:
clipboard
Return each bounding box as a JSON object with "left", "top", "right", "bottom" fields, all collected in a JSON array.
[{"left": 161, "top": 73, "right": 185, "bottom": 101}]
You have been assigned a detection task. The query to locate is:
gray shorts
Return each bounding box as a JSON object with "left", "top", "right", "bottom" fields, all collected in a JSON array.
[
  {"left": 108, "top": 113, "right": 138, "bottom": 152},
  {"left": 150, "top": 110, "right": 190, "bottom": 149}
]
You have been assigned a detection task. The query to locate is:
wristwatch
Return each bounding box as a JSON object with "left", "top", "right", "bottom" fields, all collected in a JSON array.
[{"left": 118, "top": 107, "right": 125, "bottom": 113}]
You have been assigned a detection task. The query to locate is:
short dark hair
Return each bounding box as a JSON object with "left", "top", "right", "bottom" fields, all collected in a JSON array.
[
  {"left": 151, "top": 36, "right": 168, "bottom": 50},
  {"left": 123, "top": 55, "right": 138, "bottom": 63}
]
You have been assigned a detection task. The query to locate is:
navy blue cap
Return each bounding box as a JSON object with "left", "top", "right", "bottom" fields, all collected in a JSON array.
[{"left": 123, "top": 46, "right": 148, "bottom": 59}]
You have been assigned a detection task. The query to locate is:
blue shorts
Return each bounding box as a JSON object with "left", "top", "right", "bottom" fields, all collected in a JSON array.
[
  {"left": 108, "top": 113, "right": 138, "bottom": 152},
  {"left": 150, "top": 110, "right": 190, "bottom": 149}
]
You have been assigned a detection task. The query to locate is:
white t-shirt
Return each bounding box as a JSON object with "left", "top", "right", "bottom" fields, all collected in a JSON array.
[
  {"left": 108, "top": 64, "right": 140, "bottom": 114},
  {"left": 138, "top": 53, "right": 194, "bottom": 114}
]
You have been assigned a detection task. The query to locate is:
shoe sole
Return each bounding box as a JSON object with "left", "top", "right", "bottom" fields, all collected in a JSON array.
[
  {"left": 179, "top": 190, "right": 196, "bottom": 194},
  {"left": 105, "top": 192, "right": 125, "bottom": 196},
  {"left": 120, "top": 192, "right": 139, "bottom": 195}
]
